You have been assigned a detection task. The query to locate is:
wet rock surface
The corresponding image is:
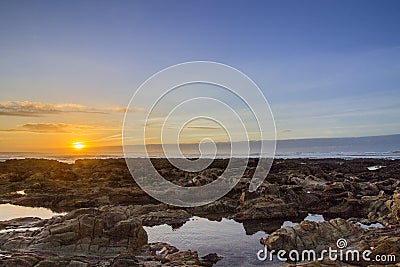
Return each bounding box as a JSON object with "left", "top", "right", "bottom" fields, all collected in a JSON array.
[
  {"left": 0, "top": 207, "right": 218, "bottom": 266},
  {"left": 0, "top": 158, "right": 399, "bottom": 265},
  {"left": 0, "top": 241, "right": 217, "bottom": 267},
  {"left": 261, "top": 218, "right": 366, "bottom": 252},
  {"left": 0, "top": 206, "right": 147, "bottom": 258},
  {"left": 262, "top": 218, "right": 399, "bottom": 266}
]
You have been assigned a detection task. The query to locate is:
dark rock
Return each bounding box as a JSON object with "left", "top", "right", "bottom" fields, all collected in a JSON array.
[
  {"left": 0, "top": 206, "right": 148, "bottom": 256},
  {"left": 201, "top": 253, "right": 223, "bottom": 266}
]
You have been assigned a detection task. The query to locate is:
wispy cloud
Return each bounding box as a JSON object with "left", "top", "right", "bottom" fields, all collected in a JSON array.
[
  {"left": 0, "top": 101, "right": 103, "bottom": 117},
  {"left": 0, "top": 123, "right": 118, "bottom": 133},
  {"left": 186, "top": 125, "right": 221, "bottom": 130},
  {"left": 0, "top": 101, "right": 144, "bottom": 117},
  {"left": 91, "top": 133, "right": 123, "bottom": 143},
  {"left": 105, "top": 107, "right": 145, "bottom": 113}
]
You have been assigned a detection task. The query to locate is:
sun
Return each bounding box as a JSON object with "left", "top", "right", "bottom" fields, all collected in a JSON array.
[{"left": 72, "top": 142, "right": 85, "bottom": 150}]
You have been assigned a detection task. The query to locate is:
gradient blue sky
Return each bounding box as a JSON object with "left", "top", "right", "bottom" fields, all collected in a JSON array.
[{"left": 1, "top": 0, "right": 400, "bottom": 150}]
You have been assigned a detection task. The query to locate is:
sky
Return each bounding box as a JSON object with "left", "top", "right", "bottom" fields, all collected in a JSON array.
[{"left": 0, "top": 0, "right": 400, "bottom": 152}]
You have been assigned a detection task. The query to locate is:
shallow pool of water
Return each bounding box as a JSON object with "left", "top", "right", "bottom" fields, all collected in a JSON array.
[
  {"left": 281, "top": 213, "right": 325, "bottom": 228},
  {"left": 0, "top": 203, "right": 64, "bottom": 221},
  {"left": 367, "top": 165, "right": 386, "bottom": 171},
  {"left": 145, "top": 214, "right": 329, "bottom": 266},
  {"left": 355, "top": 222, "right": 384, "bottom": 230},
  {"left": 0, "top": 226, "right": 41, "bottom": 234},
  {"left": 145, "top": 216, "right": 284, "bottom": 266}
]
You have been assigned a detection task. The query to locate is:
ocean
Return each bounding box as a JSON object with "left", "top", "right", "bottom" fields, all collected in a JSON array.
[{"left": 2, "top": 134, "right": 400, "bottom": 163}]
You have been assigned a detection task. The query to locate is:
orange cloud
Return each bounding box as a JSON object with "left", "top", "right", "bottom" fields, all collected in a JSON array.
[
  {"left": 0, "top": 123, "right": 118, "bottom": 133},
  {"left": 0, "top": 101, "right": 144, "bottom": 117}
]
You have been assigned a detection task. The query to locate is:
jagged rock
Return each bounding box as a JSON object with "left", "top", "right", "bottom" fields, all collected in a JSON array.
[
  {"left": 0, "top": 241, "right": 219, "bottom": 267},
  {"left": 262, "top": 218, "right": 400, "bottom": 265},
  {"left": 165, "top": 250, "right": 200, "bottom": 265},
  {"left": 0, "top": 217, "right": 44, "bottom": 230},
  {"left": 139, "top": 208, "right": 191, "bottom": 227},
  {"left": 261, "top": 218, "right": 365, "bottom": 252},
  {"left": 235, "top": 198, "right": 307, "bottom": 221},
  {"left": 1, "top": 158, "right": 400, "bottom": 266},
  {"left": 201, "top": 253, "right": 223, "bottom": 266},
  {"left": 390, "top": 191, "right": 400, "bottom": 221},
  {"left": 0, "top": 206, "right": 148, "bottom": 256},
  {"left": 1, "top": 158, "right": 400, "bottom": 225},
  {"left": 362, "top": 190, "right": 400, "bottom": 225}
]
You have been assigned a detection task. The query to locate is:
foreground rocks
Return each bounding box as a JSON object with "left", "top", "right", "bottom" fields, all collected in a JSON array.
[
  {"left": 0, "top": 242, "right": 221, "bottom": 267},
  {"left": 0, "top": 206, "right": 221, "bottom": 266},
  {"left": 1, "top": 158, "right": 399, "bottom": 265},
  {"left": 1, "top": 206, "right": 147, "bottom": 257},
  {"left": 261, "top": 218, "right": 399, "bottom": 266},
  {"left": 261, "top": 218, "right": 366, "bottom": 252}
]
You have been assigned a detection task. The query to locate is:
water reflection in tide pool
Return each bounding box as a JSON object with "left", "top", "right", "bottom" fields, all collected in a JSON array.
[
  {"left": 282, "top": 213, "right": 325, "bottom": 228},
  {"left": 0, "top": 203, "right": 64, "bottom": 221},
  {"left": 145, "top": 214, "right": 328, "bottom": 266},
  {"left": 145, "top": 216, "right": 283, "bottom": 266}
]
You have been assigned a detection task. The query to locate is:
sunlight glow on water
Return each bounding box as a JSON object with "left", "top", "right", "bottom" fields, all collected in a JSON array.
[{"left": 0, "top": 203, "right": 64, "bottom": 221}]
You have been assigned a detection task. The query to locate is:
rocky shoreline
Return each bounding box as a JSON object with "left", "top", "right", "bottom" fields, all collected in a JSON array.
[
  {"left": 0, "top": 206, "right": 220, "bottom": 266},
  {"left": 0, "top": 158, "right": 399, "bottom": 266}
]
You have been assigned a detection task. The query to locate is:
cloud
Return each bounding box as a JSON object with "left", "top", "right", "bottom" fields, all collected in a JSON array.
[
  {"left": 0, "top": 123, "right": 118, "bottom": 133},
  {"left": 0, "top": 101, "right": 103, "bottom": 117},
  {"left": 0, "top": 101, "right": 144, "bottom": 117},
  {"left": 91, "top": 134, "right": 123, "bottom": 143},
  {"left": 186, "top": 126, "right": 221, "bottom": 130},
  {"left": 105, "top": 107, "right": 145, "bottom": 113}
]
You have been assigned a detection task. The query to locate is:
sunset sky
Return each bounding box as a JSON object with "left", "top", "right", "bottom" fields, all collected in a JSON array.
[{"left": 1, "top": 1, "right": 400, "bottom": 152}]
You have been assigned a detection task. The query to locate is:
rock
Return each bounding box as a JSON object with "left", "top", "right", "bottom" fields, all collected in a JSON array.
[
  {"left": 139, "top": 242, "right": 213, "bottom": 266},
  {"left": 67, "top": 260, "right": 89, "bottom": 267},
  {"left": 0, "top": 241, "right": 213, "bottom": 267},
  {"left": 289, "top": 175, "right": 327, "bottom": 191},
  {"left": 0, "top": 206, "right": 148, "bottom": 256},
  {"left": 165, "top": 250, "right": 200, "bottom": 265},
  {"left": 0, "top": 206, "right": 220, "bottom": 266},
  {"left": 0, "top": 217, "right": 44, "bottom": 230},
  {"left": 201, "top": 253, "right": 223, "bottom": 266},
  {"left": 142, "top": 242, "right": 179, "bottom": 256},
  {"left": 362, "top": 190, "right": 400, "bottom": 225},
  {"left": 261, "top": 217, "right": 400, "bottom": 265},
  {"left": 325, "top": 196, "right": 364, "bottom": 218},
  {"left": 239, "top": 191, "right": 259, "bottom": 203},
  {"left": 261, "top": 218, "right": 365, "bottom": 252},
  {"left": 235, "top": 198, "right": 307, "bottom": 221},
  {"left": 1, "top": 158, "right": 399, "bottom": 227},
  {"left": 139, "top": 208, "right": 191, "bottom": 227},
  {"left": 390, "top": 191, "right": 400, "bottom": 221},
  {"left": 0, "top": 252, "right": 43, "bottom": 266},
  {"left": 1, "top": 157, "right": 400, "bottom": 265},
  {"left": 187, "top": 199, "right": 238, "bottom": 217}
]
